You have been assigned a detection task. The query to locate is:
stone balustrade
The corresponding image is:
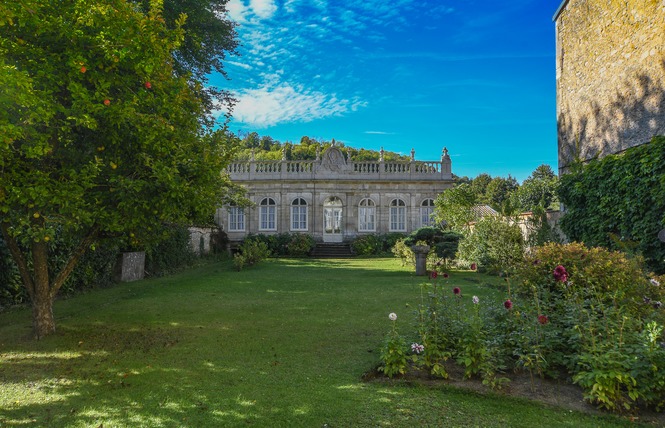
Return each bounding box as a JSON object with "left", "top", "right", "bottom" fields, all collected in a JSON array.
[{"left": 226, "top": 159, "right": 451, "bottom": 181}]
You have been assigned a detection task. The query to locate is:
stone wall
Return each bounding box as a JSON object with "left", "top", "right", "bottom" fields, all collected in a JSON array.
[
  {"left": 188, "top": 227, "right": 216, "bottom": 255},
  {"left": 555, "top": 0, "right": 665, "bottom": 174}
]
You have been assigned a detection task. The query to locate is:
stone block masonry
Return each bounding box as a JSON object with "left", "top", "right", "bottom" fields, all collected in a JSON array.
[{"left": 555, "top": 0, "right": 665, "bottom": 174}]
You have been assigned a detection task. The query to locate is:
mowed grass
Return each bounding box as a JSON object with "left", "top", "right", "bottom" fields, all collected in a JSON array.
[{"left": 0, "top": 258, "right": 635, "bottom": 427}]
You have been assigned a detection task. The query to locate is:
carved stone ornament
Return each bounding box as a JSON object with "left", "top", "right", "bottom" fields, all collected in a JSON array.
[{"left": 320, "top": 146, "right": 347, "bottom": 172}]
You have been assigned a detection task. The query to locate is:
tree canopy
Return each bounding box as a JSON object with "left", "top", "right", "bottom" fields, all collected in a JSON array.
[{"left": 0, "top": 0, "right": 239, "bottom": 337}]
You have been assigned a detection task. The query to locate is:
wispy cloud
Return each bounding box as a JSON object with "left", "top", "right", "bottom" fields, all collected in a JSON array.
[
  {"left": 364, "top": 131, "right": 396, "bottom": 135},
  {"left": 223, "top": 0, "right": 437, "bottom": 127},
  {"left": 232, "top": 81, "right": 367, "bottom": 127}
]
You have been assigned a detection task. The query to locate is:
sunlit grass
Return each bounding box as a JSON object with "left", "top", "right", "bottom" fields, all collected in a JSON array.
[{"left": 0, "top": 258, "right": 637, "bottom": 427}]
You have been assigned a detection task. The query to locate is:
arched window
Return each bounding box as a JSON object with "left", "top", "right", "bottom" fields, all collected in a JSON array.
[
  {"left": 259, "top": 197, "right": 276, "bottom": 231},
  {"left": 228, "top": 204, "right": 245, "bottom": 231},
  {"left": 358, "top": 198, "right": 376, "bottom": 232},
  {"left": 390, "top": 198, "right": 406, "bottom": 231},
  {"left": 420, "top": 199, "right": 435, "bottom": 227},
  {"left": 291, "top": 198, "right": 308, "bottom": 231}
]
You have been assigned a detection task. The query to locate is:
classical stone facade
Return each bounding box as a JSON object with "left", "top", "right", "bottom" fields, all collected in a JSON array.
[
  {"left": 216, "top": 145, "right": 453, "bottom": 244},
  {"left": 554, "top": 0, "right": 665, "bottom": 174}
]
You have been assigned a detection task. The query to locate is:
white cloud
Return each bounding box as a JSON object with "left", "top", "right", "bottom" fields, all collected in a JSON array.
[
  {"left": 231, "top": 82, "right": 366, "bottom": 127},
  {"left": 226, "top": 0, "right": 248, "bottom": 22},
  {"left": 227, "top": 60, "right": 253, "bottom": 70},
  {"left": 250, "top": 0, "right": 277, "bottom": 19},
  {"left": 365, "top": 131, "right": 396, "bottom": 135}
]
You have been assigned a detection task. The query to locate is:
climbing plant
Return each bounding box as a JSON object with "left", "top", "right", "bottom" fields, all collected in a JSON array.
[{"left": 558, "top": 136, "right": 665, "bottom": 274}]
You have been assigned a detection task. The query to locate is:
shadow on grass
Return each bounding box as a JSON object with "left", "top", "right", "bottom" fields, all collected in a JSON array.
[{"left": 0, "top": 323, "right": 267, "bottom": 426}]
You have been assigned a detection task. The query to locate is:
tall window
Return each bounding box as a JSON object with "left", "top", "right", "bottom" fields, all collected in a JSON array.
[
  {"left": 358, "top": 198, "right": 376, "bottom": 232},
  {"left": 228, "top": 205, "right": 245, "bottom": 231},
  {"left": 259, "top": 197, "right": 276, "bottom": 231},
  {"left": 291, "top": 198, "right": 308, "bottom": 231},
  {"left": 390, "top": 198, "right": 406, "bottom": 231},
  {"left": 420, "top": 199, "right": 435, "bottom": 227}
]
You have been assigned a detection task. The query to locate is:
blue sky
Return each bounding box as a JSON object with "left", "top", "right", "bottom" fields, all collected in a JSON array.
[{"left": 213, "top": 0, "right": 563, "bottom": 182}]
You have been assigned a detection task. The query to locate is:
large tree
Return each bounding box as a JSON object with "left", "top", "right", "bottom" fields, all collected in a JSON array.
[
  {"left": 511, "top": 164, "right": 559, "bottom": 212},
  {"left": 0, "top": 0, "right": 238, "bottom": 338},
  {"left": 433, "top": 184, "right": 478, "bottom": 233}
]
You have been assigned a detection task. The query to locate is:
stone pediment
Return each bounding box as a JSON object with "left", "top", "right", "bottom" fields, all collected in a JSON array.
[{"left": 318, "top": 146, "right": 351, "bottom": 173}]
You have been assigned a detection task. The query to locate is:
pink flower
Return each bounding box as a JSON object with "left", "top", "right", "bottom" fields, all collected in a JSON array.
[
  {"left": 442, "top": 272, "right": 449, "bottom": 279},
  {"left": 453, "top": 287, "right": 461, "bottom": 295},
  {"left": 504, "top": 299, "right": 513, "bottom": 310},
  {"left": 553, "top": 265, "right": 568, "bottom": 282},
  {"left": 470, "top": 263, "right": 477, "bottom": 271},
  {"left": 472, "top": 295, "right": 479, "bottom": 304},
  {"left": 538, "top": 314, "right": 549, "bottom": 325},
  {"left": 429, "top": 271, "right": 438, "bottom": 279}
]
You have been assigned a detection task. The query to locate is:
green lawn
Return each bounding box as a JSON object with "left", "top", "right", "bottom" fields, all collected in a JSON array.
[{"left": 0, "top": 258, "right": 637, "bottom": 427}]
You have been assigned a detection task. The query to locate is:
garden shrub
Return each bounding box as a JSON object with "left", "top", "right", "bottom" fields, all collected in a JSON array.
[
  {"left": 0, "top": 236, "right": 26, "bottom": 307},
  {"left": 144, "top": 225, "right": 197, "bottom": 277},
  {"left": 285, "top": 233, "right": 315, "bottom": 257},
  {"left": 558, "top": 135, "right": 665, "bottom": 274},
  {"left": 391, "top": 238, "right": 414, "bottom": 266},
  {"left": 351, "top": 233, "right": 406, "bottom": 256},
  {"left": 351, "top": 234, "right": 383, "bottom": 255},
  {"left": 457, "top": 216, "right": 525, "bottom": 274},
  {"left": 404, "top": 227, "right": 463, "bottom": 267},
  {"left": 233, "top": 240, "right": 270, "bottom": 271},
  {"left": 0, "top": 229, "right": 122, "bottom": 308},
  {"left": 244, "top": 233, "right": 314, "bottom": 257}
]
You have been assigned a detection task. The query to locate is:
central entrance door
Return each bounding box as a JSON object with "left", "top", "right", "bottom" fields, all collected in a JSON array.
[{"left": 323, "top": 197, "right": 343, "bottom": 243}]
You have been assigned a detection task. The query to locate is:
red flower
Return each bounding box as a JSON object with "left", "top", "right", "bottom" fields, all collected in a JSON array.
[
  {"left": 453, "top": 287, "right": 461, "bottom": 295},
  {"left": 553, "top": 265, "right": 568, "bottom": 282},
  {"left": 103, "top": 99, "right": 110, "bottom": 106},
  {"left": 443, "top": 272, "right": 449, "bottom": 279},
  {"left": 470, "top": 263, "right": 477, "bottom": 271},
  {"left": 429, "top": 271, "right": 438, "bottom": 279},
  {"left": 504, "top": 299, "right": 513, "bottom": 310},
  {"left": 144, "top": 81, "right": 152, "bottom": 89},
  {"left": 80, "top": 66, "right": 86, "bottom": 73},
  {"left": 538, "top": 314, "right": 549, "bottom": 325}
]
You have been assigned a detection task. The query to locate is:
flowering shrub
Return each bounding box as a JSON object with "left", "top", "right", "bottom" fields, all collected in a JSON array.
[
  {"left": 378, "top": 243, "right": 665, "bottom": 412},
  {"left": 511, "top": 242, "right": 665, "bottom": 411}
]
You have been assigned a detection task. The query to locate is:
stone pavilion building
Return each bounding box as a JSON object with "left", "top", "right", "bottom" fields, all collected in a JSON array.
[{"left": 215, "top": 144, "right": 453, "bottom": 244}]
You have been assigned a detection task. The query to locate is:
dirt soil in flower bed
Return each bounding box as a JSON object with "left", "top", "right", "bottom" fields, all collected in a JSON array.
[{"left": 362, "top": 361, "right": 665, "bottom": 425}]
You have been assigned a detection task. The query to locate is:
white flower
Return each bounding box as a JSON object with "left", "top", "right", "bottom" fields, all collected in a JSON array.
[
  {"left": 411, "top": 343, "right": 424, "bottom": 354},
  {"left": 650, "top": 278, "right": 660, "bottom": 287},
  {"left": 472, "top": 295, "right": 479, "bottom": 305},
  {"left": 388, "top": 312, "right": 397, "bottom": 321}
]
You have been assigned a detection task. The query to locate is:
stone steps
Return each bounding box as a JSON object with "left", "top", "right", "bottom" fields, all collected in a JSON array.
[{"left": 310, "top": 243, "right": 354, "bottom": 258}]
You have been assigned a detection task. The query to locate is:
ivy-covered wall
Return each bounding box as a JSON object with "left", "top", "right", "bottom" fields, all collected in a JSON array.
[{"left": 558, "top": 136, "right": 665, "bottom": 274}]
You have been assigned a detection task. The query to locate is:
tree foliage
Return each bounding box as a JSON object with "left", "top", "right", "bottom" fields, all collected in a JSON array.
[
  {"left": 456, "top": 216, "right": 525, "bottom": 274},
  {"left": 511, "top": 164, "right": 559, "bottom": 212},
  {"left": 558, "top": 136, "right": 665, "bottom": 274},
  {"left": 0, "top": 0, "right": 240, "bottom": 337},
  {"left": 232, "top": 132, "right": 410, "bottom": 162},
  {"left": 433, "top": 184, "right": 478, "bottom": 233},
  {"left": 134, "top": 0, "right": 238, "bottom": 118}
]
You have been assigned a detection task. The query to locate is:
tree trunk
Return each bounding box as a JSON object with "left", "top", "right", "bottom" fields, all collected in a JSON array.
[
  {"left": 32, "top": 240, "right": 55, "bottom": 339},
  {"left": 32, "top": 292, "right": 56, "bottom": 339}
]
